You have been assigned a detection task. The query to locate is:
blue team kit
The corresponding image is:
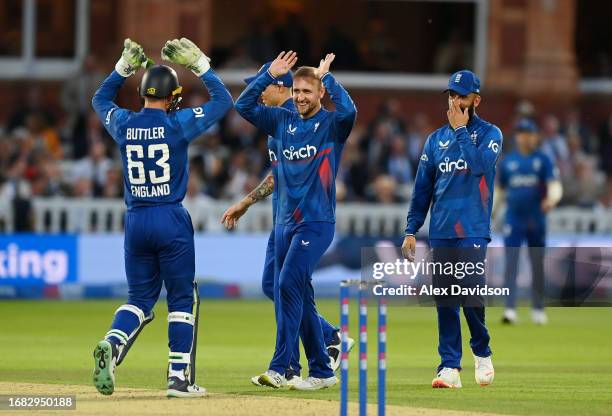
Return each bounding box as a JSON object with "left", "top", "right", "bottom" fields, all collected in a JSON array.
[
  {"left": 236, "top": 68, "right": 356, "bottom": 378},
  {"left": 406, "top": 70, "right": 502, "bottom": 372},
  {"left": 92, "top": 67, "right": 233, "bottom": 380}
]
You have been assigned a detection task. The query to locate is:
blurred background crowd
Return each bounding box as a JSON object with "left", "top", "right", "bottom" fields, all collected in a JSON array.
[{"left": 2, "top": 78, "right": 611, "bottom": 210}]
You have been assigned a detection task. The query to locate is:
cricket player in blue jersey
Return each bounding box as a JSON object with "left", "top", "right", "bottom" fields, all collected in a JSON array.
[
  {"left": 402, "top": 70, "right": 501, "bottom": 388},
  {"left": 235, "top": 51, "right": 356, "bottom": 390},
  {"left": 495, "top": 118, "right": 562, "bottom": 325},
  {"left": 221, "top": 62, "right": 353, "bottom": 387},
  {"left": 90, "top": 38, "right": 232, "bottom": 397}
]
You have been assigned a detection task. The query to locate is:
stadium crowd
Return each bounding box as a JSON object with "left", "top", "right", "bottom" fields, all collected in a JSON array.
[{"left": 1, "top": 59, "right": 611, "bottom": 231}]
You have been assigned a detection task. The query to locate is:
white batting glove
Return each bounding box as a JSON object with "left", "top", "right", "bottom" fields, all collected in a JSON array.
[
  {"left": 161, "top": 37, "right": 210, "bottom": 76},
  {"left": 115, "top": 38, "right": 152, "bottom": 77}
]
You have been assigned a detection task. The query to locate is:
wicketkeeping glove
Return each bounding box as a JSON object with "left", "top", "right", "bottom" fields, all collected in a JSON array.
[
  {"left": 161, "top": 37, "right": 210, "bottom": 76},
  {"left": 115, "top": 38, "right": 154, "bottom": 77}
]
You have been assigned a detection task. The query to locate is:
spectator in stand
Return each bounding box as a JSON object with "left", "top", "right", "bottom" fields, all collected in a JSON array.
[
  {"left": 61, "top": 54, "right": 106, "bottom": 158},
  {"left": 387, "top": 134, "right": 413, "bottom": 185},
  {"left": 366, "top": 121, "right": 393, "bottom": 178},
  {"left": 14, "top": 112, "right": 63, "bottom": 159},
  {"left": 369, "top": 174, "right": 400, "bottom": 204},
  {"left": 224, "top": 150, "right": 255, "bottom": 201},
  {"left": 184, "top": 173, "right": 216, "bottom": 230},
  {"left": 35, "top": 156, "right": 68, "bottom": 197},
  {"left": 540, "top": 114, "right": 571, "bottom": 177},
  {"left": 372, "top": 99, "right": 406, "bottom": 136},
  {"left": 339, "top": 126, "right": 369, "bottom": 200},
  {"left": 71, "top": 139, "right": 112, "bottom": 197},
  {"left": 406, "top": 112, "right": 432, "bottom": 167},
  {"left": 562, "top": 154, "right": 605, "bottom": 207},
  {"left": 102, "top": 164, "right": 124, "bottom": 198},
  {"left": 562, "top": 108, "right": 592, "bottom": 153},
  {"left": 0, "top": 155, "right": 32, "bottom": 231}
]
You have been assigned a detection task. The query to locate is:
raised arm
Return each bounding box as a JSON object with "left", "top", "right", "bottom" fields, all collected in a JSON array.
[
  {"left": 92, "top": 39, "right": 152, "bottom": 138},
  {"left": 235, "top": 51, "right": 297, "bottom": 135},
  {"left": 175, "top": 69, "right": 233, "bottom": 142},
  {"left": 221, "top": 172, "right": 275, "bottom": 229},
  {"left": 318, "top": 53, "right": 357, "bottom": 141},
  {"left": 161, "top": 38, "right": 233, "bottom": 141}
]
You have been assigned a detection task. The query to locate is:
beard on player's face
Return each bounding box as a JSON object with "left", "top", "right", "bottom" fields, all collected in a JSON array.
[
  {"left": 294, "top": 96, "right": 317, "bottom": 115},
  {"left": 449, "top": 92, "right": 478, "bottom": 119}
]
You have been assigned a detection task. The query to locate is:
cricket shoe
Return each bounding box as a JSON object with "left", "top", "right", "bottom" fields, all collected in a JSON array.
[
  {"left": 532, "top": 309, "right": 548, "bottom": 325},
  {"left": 250, "top": 375, "right": 263, "bottom": 386},
  {"left": 251, "top": 368, "right": 300, "bottom": 387},
  {"left": 257, "top": 370, "right": 287, "bottom": 389},
  {"left": 327, "top": 330, "right": 356, "bottom": 372},
  {"left": 432, "top": 368, "right": 462, "bottom": 388},
  {"left": 474, "top": 354, "right": 494, "bottom": 386},
  {"left": 93, "top": 340, "right": 118, "bottom": 395},
  {"left": 289, "top": 375, "right": 338, "bottom": 391},
  {"left": 501, "top": 308, "right": 518, "bottom": 325},
  {"left": 286, "top": 373, "right": 304, "bottom": 388},
  {"left": 167, "top": 376, "right": 206, "bottom": 398}
]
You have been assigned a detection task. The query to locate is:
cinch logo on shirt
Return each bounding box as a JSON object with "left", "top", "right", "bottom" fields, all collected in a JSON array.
[
  {"left": 509, "top": 174, "right": 538, "bottom": 187},
  {"left": 283, "top": 144, "right": 317, "bottom": 161},
  {"left": 438, "top": 157, "right": 468, "bottom": 173},
  {"left": 268, "top": 149, "right": 277, "bottom": 161}
]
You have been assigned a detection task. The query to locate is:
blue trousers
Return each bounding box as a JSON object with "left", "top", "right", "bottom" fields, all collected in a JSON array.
[
  {"left": 124, "top": 204, "right": 195, "bottom": 314},
  {"left": 269, "top": 222, "right": 335, "bottom": 378},
  {"left": 504, "top": 217, "right": 546, "bottom": 309},
  {"left": 262, "top": 229, "right": 338, "bottom": 375},
  {"left": 430, "top": 237, "right": 492, "bottom": 371},
  {"left": 123, "top": 204, "right": 196, "bottom": 367}
]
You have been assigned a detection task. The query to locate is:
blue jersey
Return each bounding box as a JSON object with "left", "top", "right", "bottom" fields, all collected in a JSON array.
[
  {"left": 406, "top": 115, "right": 503, "bottom": 239},
  {"left": 237, "top": 71, "right": 356, "bottom": 224},
  {"left": 498, "top": 150, "right": 556, "bottom": 219},
  {"left": 92, "top": 70, "right": 233, "bottom": 209},
  {"left": 268, "top": 98, "right": 297, "bottom": 223}
]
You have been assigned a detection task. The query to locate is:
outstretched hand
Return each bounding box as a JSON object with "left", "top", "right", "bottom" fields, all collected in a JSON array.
[
  {"left": 315, "top": 53, "right": 335, "bottom": 78},
  {"left": 268, "top": 51, "right": 298, "bottom": 78}
]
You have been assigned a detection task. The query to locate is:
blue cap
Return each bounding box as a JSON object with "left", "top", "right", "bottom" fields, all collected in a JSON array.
[
  {"left": 244, "top": 62, "right": 293, "bottom": 87},
  {"left": 445, "top": 70, "right": 481, "bottom": 96},
  {"left": 515, "top": 118, "right": 538, "bottom": 133}
]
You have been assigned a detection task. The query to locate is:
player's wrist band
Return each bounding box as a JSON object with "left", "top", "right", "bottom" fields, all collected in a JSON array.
[{"left": 266, "top": 69, "right": 278, "bottom": 81}]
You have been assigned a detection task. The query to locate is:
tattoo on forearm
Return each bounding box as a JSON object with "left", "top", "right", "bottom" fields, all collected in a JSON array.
[{"left": 246, "top": 174, "right": 274, "bottom": 204}]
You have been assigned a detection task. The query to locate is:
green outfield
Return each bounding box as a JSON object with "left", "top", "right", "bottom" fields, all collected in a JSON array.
[{"left": 1, "top": 300, "right": 611, "bottom": 415}]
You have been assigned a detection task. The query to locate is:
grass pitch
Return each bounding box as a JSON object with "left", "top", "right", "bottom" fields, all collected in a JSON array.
[{"left": 0, "top": 300, "right": 611, "bottom": 415}]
